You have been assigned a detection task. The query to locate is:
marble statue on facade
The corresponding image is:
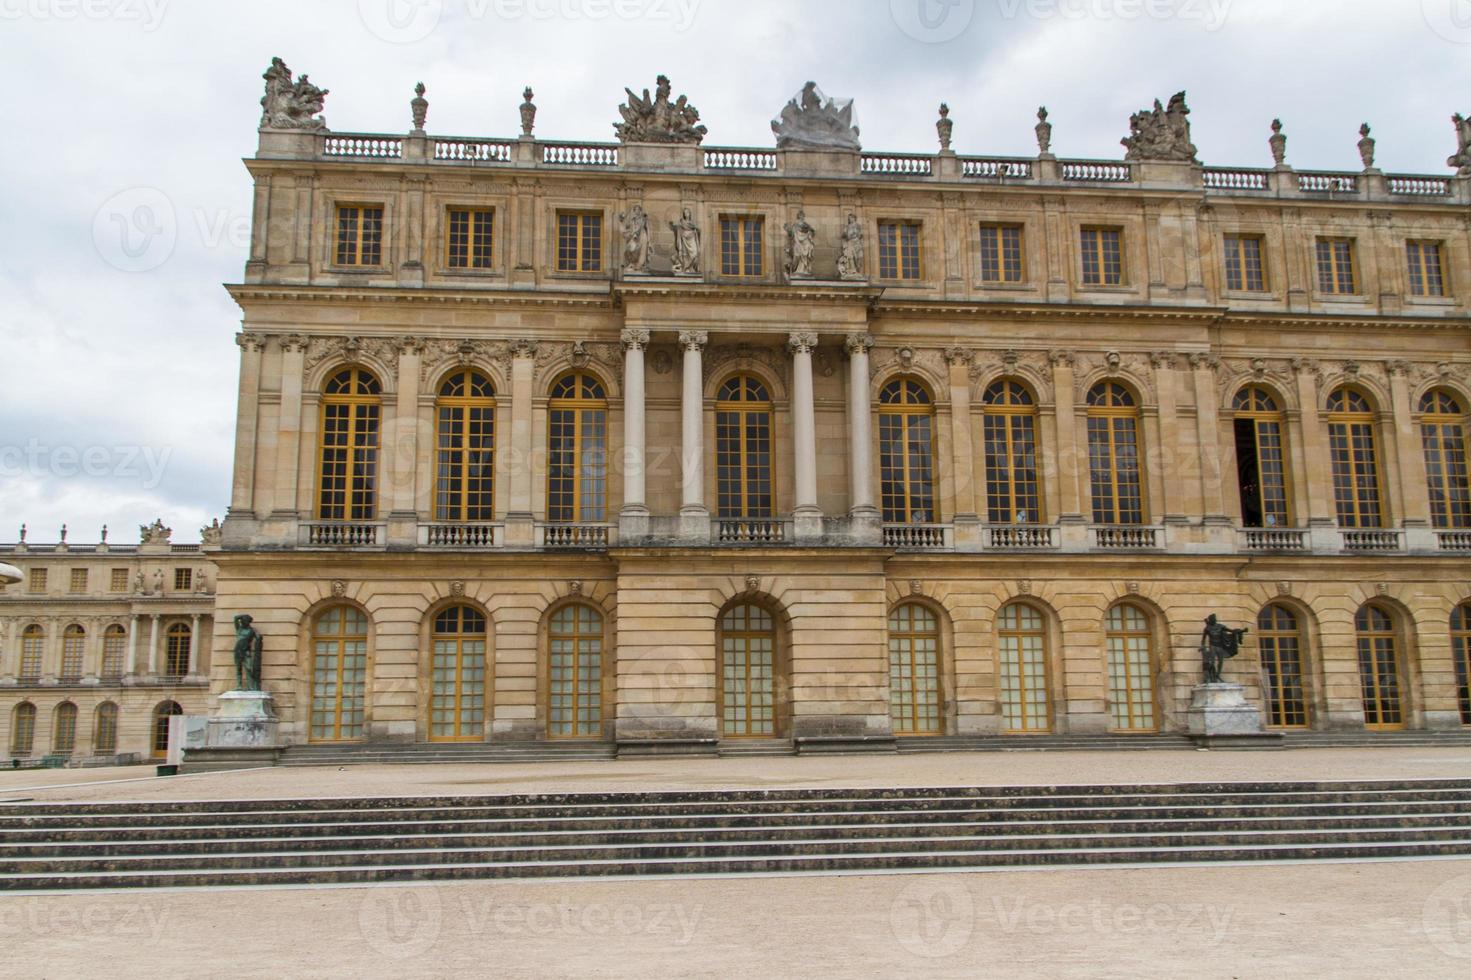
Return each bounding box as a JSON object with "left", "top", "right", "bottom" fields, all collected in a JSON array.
[
  {"left": 1199, "top": 614, "right": 1248, "bottom": 685},
  {"left": 669, "top": 207, "right": 701, "bottom": 275},
  {"left": 935, "top": 104, "right": 952, "bottom": 152},
  {"left": 1121, "top": 91, "right": 1198, "bottom": 163},
  {"left": 784, "top": 210, "right": 816, "bottom": 279},
  {"left": 1448, "top": 114, "right": 1471, "bottom": 175},
  {"left": 837, "top": 212, "right": 865, "bottom": 281},
  {"left": 233, "top": 614, "right": 264, "bottom": 692},
  {"left": 1035, "top": 106, "right": 1052, "bottom": 156},
  {"left": 520, "top": 87, "right": 537, "bottom": 137},
  {"left": 619, "top": 204, "right": 652, "bottom": 274},
  {"left": 259, "top": 57, "right": 329, "bottom": 131},
  {"left": 614, "top": 74, "right": 706, "bottom": 144},
  {"left": 410, "top": 82, "right": 428, "bottom": 134},
  {"left": 200, "top": 519, "right": 223, "bottom": 548},
  {"left": 1358, "top": 123, "right": 1377, "bottom": 171},
  {"left": 772, "top": 82, "right": 861, "bottom": 151},
  {"left": 1269, "top": 119, "right": 1287, "bottom": 167},
  {"left": 140, "top": 518, "right": 172, "bottom": 545}
]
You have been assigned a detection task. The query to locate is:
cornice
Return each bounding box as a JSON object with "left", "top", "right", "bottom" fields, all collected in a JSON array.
[{"left": 225, "top": 283, "right": 615, "bottom": 311}]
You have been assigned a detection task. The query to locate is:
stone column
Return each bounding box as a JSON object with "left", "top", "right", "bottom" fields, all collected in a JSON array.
[
  {"left": 945, "top": 347, "right": 982, "bottom": 551},
  {"left": 1388, "top": 361, "right": 1433, "bottom": 549},
  {"left": 384, "top": 338, "right": 423, "bottom": 547},
  {"left": 1049, "top": 352, "right": 1087, "bottom": 550},
  {"left": 229, "top": 334, "right": 265, "bottom": 518},
  {"left": 1191, "top": 353, "right": 1233, "bottom": 551},
  {"left": 1293, "top": 360, "right": 1337, "bottom": 551},
  {"left": 789, "top": 332, "right": 822, "bottom": 542},
  {"left": 272, "top": 335, "right": 308, "bottom": 517},
  {"left": 189, "top": 614, "right": 201, "bottom": 678},
  {"left": 620, "top": 329, "right": 651, "bottom": 537},
  {"left": 845, "top": 334, "right": 881, "bottom": 545},
  {"left": 1151, "top": 354, "right": 1187, "bottom": 523},
  {"left": 126, "top": 614, "right": 140, "bottom": 677},
  {"left": 147, "top": 614, "right": 161, "bottom": 677},
  {"left": 678, "top": 330, "right": 710, "bottom": 541},
  {"left": 503, "top": 340, "right": 538, "bottom": 547}
]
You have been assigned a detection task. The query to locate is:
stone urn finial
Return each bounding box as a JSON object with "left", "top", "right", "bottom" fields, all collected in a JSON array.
[
  {"left": 936, "top": 103, "right": 952, "bottom": 152},
  {"left": 1357, "top": 122, "right": 1376, "bottom": 172},
  {"left": 410, "top": 82, "right": 428, "bottom": 134},
  {"left": 1269, "top": 118, "right": 1287, "bottom": 168},
  {"left": 520, "top": 86, "right": 536, "bottom": 137},
  {"left": 1035, "top": 106, "right": 1052, "bottom": 157}
]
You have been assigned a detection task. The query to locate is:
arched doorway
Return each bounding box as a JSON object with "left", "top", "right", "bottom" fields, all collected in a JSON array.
[
  {"left": 430, "top": 605, "right": 487, "bottom": 742},
  {"left": 1356, "top": 604, "right": 1405, "bottom": 730},
  {"left": 718, "top": 602, "right": 783, "bottom": 738},
  {"left": 1105, "top": 602, "right": 1158, "bottom": 732},
  {"left": 1257, "top": 604, "right": 1310, "bottom": 728},
  {"left": 547, "top": 603, "right": 606, "bottom": 739},
  {"left": 888, "top": 602, "right": 943, "bottom": 736}
]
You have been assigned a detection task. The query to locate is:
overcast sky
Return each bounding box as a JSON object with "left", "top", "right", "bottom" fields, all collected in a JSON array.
[{"left": 0, "top": 0, "right": 1467, "bottom": 544}]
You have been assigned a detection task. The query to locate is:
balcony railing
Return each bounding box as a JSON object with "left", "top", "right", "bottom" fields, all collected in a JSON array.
[
  {"left": 1092, "top": 526, "right": 1161, "bottom": 550},
  {"left": 1202, "top": 167, "right": 1270, "bottom": 190},
  {"left": 300, "top": 522, "right": 384, "bottom": 548},
  {"left": 860, "top": 152, "right": 934, "bottom": 177},
  {"left": 1388, "top": 175, "right": 1453, "bottom": 197},
  {"left": 1239, "top": 528, "right": 1309, "bottom": 552},
  {"left": 541, "top": 141, "right": 619, "bottom": 166},
  {"left": 322, "top": 133, "right": 403, "bottom": 159},
  {"left": 1437, "top": 530, "right": 1471, "bottom": 552},
  {"left": 716, "top": 519, "right": 789, "bottom": 545},
  {"left": 960, "top": 157, "right": 1033, "bottom": 180},
  {"left": 986, "top": 524, "right": 1058, "bottom": 550},
  {"left": 883, "top": 523, "right": 953, "bottom": 550},
  {"left": 703, "top": 147, "right": 778, "bottom": 171},
  {"left": 1341, "top": 529, "right": 1404, "bottom": 552},
  {"left": 1061, "top": 160, "right": 1133, "bottom": 182},
  {"left": 1298, "top": 171, "right": 1358, "bottom": 194},
  {"left": 433, "top": 137, "right": 513, "bottom": 163},
  {"left": 540, "top": 523, "right": 611, "bottom": 549},
  {"left": 419, "top": 523, "right": 502, "bottom": 548}
]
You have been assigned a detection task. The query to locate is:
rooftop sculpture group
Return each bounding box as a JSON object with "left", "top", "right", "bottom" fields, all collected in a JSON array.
[
  {"left": 1121, "top": 91, "right": 1198, "bottom": 163},
  {"left": 260, "top": 57, "right": 329, "bottom": 132},
  {"left": 614, "top": 74, "right": 706, "bottom": 144},
  {"left": 772, "top": 82, "right": 861, "bottom": 151}
]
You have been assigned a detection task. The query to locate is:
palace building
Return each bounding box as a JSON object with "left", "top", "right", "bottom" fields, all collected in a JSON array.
[{"left": 17, "top": 64, "right": 1471, "bottom": 763}]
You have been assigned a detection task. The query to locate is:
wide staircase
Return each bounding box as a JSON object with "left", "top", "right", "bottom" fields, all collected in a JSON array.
[
  {"left": 5, "top": 779, "right": 1471, "bottom": 891},
  {"left": 278, "top": 742, "right": 617, "bottom": 766}
]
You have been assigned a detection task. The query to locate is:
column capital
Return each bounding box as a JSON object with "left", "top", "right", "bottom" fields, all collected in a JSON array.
[
  {"left": 844, "top": 332, "right": 875, "bottom": 355},
  {"left": 678, "top": 330, "right": 708, "bottom": 351},
  {"left": 788, "top": 331, "right": 819, "bottom": 355},
  {"left": 621, "top": 328, "right": 650, "bottom": 351},
  {"left": 943, "top": 345, "right": 973, "bottom": 367},
  {"left": 396, "top": 334, "right": 426, "bottom": 356},
  {"left": 280, "top": 333, "right": 309, "bottom": 354},
  {"left": 1047, "top": 350, "right": 1075, "bottom": 368},
  {"left": 235, "top": 333, "right": 267, "bottom": 353},
  {"left": 509, "top": 338, "right": 539, "bottom": 360}
]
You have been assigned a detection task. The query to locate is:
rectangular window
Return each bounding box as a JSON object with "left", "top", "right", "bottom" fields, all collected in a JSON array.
[
  {"left": 68, "top": 569, "right": 88, "bottom": 593},
  {"left": 978, "top": 225, "right": 1024, "bottom": 283},
  {"left": 28, "top": 568, "right": 46, "bottom": 593},
  {"left": 335, "top": 204, "right": 384, "bottom": 266},
  {"left": 720, "top": 216, "right": 764, "bottom": 278},
  {"left": 110, "top": 568, "right": 129, "bottom": 592},
  {"left": 446, "top": 208, "right": 495, "bottom": 269},
  {"left": 1315, "top": 238, "right": 1357, "bottom": 295},
  {"left": 878, "top": 221, "right": 923, "bottom": 280},
  {"left": 174, "top": 568, "right": 192, "bottom": 592},
  {"left": 1080, "top": 228, "right": 1123, "bottom": 286},
  {"left": 556, "top": 211, "right": 602, "bottom": 272},
  {"left": 1223, "top": 234, "right": 1266, "bottom": 291},
  {"left": 1407, "top": 241, "right": 1446, "bottom": 297}
]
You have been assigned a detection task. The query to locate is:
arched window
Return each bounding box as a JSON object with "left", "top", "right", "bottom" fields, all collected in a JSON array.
[
  {"left": 878, "top": 378, "right": 936, "bottom": 524},
  {"left": 101, "top": 625, "right": 126, "bottom": 679},
  {"left": 94, "top": 702, "right": 119, "bottom": 755},
  {"left": 888, "top": 603, "right": 942, "bottom": 735},
  {"left": 1452, "top": 603, "right": 1471, "bottom": 726},
  {"left": 61, "top": 625, "right": 85, "bottom": 681},
  {"left": 1087, "top": 382, "right": 1145, "bottom": 525},
  {"left": 1355, "top": 604, "right": 1404, "bottom": 730},
  {"left": 983, "top": 380, "right": 1042, "bottom": 524},
  {"left": 311, "top": 607, "right": 369, "bottom": 742},
  {"left": 53, "top": 702, "right": 77, "bottom": 755},
  {"left": 151, "top": 701, "right": 183, "bottom": 758},
  {"left": 431, "top": 605, "right": 487, "bottom": 741},
  {"left": 317, "top": 367, "right": 382, "bottom": 521},
  {"left": 997, "top": 602, "right": 1052, "bottom": 733},
  {"left": 435, "top": 369, "right": 497, "bottom": 522},
  {"left": 165, "top": 623, "right": 190, "bottom": 678},
  {"left": 1105, "top": 603, "right": 1156, "bottom": 732},
  {"left": 719, "top": 603, "right": 777, "bottom": 738},
  {"left": 1258, "top": 604, "right": 1308, "bottom": 728},
  {"left": 10, "top": 703, "right": 35, "bottom": 757},
  {"left": 1326, "top": 388, "right": 1383, "bottom": 528},
  {"left": 1419, "top": 389, "right": 1470, "bottom": 529},
  {"left": 1232, "top": 387, "right": 1292, "bottom": 528},
  {"left": 20, "top": 625, "right": 43, "bottom": 680},
  {"left": 715, "top": 375, "right": 774, "bottom": 519},
  {"left": 547, "top": 604, "right": 604, "bottom": 738},
  {"left": 547, "top": 373, "right": 608, "bottom": 523}
]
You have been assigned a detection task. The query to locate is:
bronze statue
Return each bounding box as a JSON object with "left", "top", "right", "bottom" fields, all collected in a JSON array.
[
  {"left": 1199, "top": 614, "right": 1248, "bottom": 684},
  {"left": 233, "top": 614, "right": 264, "bottom": 691}
]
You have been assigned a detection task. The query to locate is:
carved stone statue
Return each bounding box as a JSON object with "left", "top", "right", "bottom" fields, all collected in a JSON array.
[
  {"left": 1199, "top": 614, "right": 1249, "bottom": 685},
  {"left": 520, "top": 86, "right": 536, "bottom": 137},
  {"left": 1269, "top": 119, "right": 1287, "bottom": 167},
  {"left": 1358, "top": 123, "right": 1377, "bottom": 171},
  {"left": 259, "top": 57, "right": 329, "bottom": 132},
  {"left": 837, "top": 212, "right": 865, "bottom": 281},
  {"left": 410, "top": 82, "right": 428, "bottom": 134},
  {"left": 134, "top": 571, "right": 147, "bottom": 595},
  {"left": 1447, "top": 114, "right": 1471, "bottom": 175},
  {"left": 784, "top": 210, "right": 816, "bottom": 279},
  {"left": 936, "top": 103, "right": 952, "bottom": 152},
  {"left": 1121, "top": 91, "right": 1198, "bottom": 164},
  {"left": 618, "top": 204, "right": 651, "bottom": 274},
  {"left": 200, "top": 519, "right": 223, "bottom": 548},
  {"left": 1035, "top": 106, "right": 1052, "bottom": 156},
  {"left": 614, "top": 74, "right": 706, "bottom": 144},
  {"left": 139, "top": 518, "right": 172, "bottom": 546},
  {"left": 233, "top": 614, "right": 264, "bottom": 692},
  {"left": 669, "top": 207, "right": 701, "bottom": 275},
  {"left": 772, "top": 82, "right": 861, "bottom": 151}
]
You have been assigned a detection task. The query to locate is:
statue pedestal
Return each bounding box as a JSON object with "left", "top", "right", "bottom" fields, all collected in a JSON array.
[
  {"left": 1186, "top": 683, "right": 1283, "bottom": 749},
  {"left": 179, "top": 691, "right": 284, "bottom": 772}
]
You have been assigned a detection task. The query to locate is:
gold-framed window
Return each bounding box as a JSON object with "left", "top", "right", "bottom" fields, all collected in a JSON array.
[
  {"left": 318, "top": 367, "right": 382, "bottom": 521},
  {"left": 982, "top": 379, "right": 1042, "bottom": 524},
  {"left": 1356, "top": 604, "right": 1404, "bottom": 730},
  {"left": 61, "top": 625, "right": 84, "bottom": 681},
  {"left": 1258, "top": 604, "right": 1308, "bottom": 728},
  {"left": 1232, "top": 386, "right": 1292, "bottom": 528},
  {"left": 878, "top": 378, "right": 937, "bottom": 524},
  {"left": 28, "top": 568, "right": 46, "bottom": 593},
  {"left": 151, "top": 701, "right": 182, "bottom": 758},
  {"left": 978, "top": 224, "right": 1024, "bottom": 283},
  {"left": 94, "top": 703, "right": 118, "bottom": 754},
  {"left": 878, "top": 221, "right": 923, "bottom": 280},
  {"left": 548, "top": 603, "right": 604, "bottom": 738},
  {"left": 20, "top": 625, "right": 43, "bottom": 680},
  {"left": 165, "top": 623, "right": 190, "bottom": 677},
  {"left": 719, "top": 215, "right": 764, "bottom": 278},
  {"left": 101, "top": 625, "right": 126, "bottom": 679},
  {"left": 1315, "top": 237, "right": 1357, "bottom": 294},
  {"left": 547, "top": 373, "right": 608, "bottom": 523},
  {"left": 109, "top": 568, "right": 128, "bottom": 592},
  {"left": 10, "top": 703, "right": 35, "bottom": 756},
  {"left": 174, "top": 568, "right": 192, "bottom": 592},
  {"left": 719, "top": 603, "right": 776, "bottom": 738},
  {"left": 998, "top": 602, "right": 1051, "bottom": 733},
  {"left": 1086, "top": 381, "right": 1145, "bottom": 524},
  {"left": 1420, "top": 389, "right": 1470, "bottom": 529},
  {"left": 1080, "top": 227, "right": 1123, "bottom": 286},
  {"left": 446, "top": 207, "right": 495, "bottom": 269},
  {"left": 556, "top": 211, "right": 602, "bottom": 272},
  {"left": 1454, "top": 603, "right": 1471, "bottom": 726},
  {"left": 68, "top": 569, "right": 87, "bottom": 593},
  {"left": 431, "top": 605, "right": 487, "bottom": 742},
  {"left": 335, "top": 204, "right": 384, "bottom": 266},
  {"left": 1407, "top": 241, "right": 1446, "bottom": 297},
  {"left": 310, "top": 607, "right": 368, "bottom": 742},
  {"left": 1223, "top": 234, "right": 1266, "bottom": 291},
  {"left": 435, "top": 369, "right": 497, "bottom": 522},
  {"left": 52, "top": 703, "right": 76, "bottom": 755},
  {"left": 1105, "top": 603, "right": 1156, "bottom": 732},
  {"left": 715, "top": 375, "right": 774, "bottom": 519},
  {"left": 889, "top": 603, "right": 942, "bottom": 735},
  {"left": 1326, "top": 387, "right": 1383, "bottom": 528}
]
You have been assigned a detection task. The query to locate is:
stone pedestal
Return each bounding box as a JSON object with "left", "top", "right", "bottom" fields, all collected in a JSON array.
[
  {"left": 180, "top": 691, "right": 284, "bottom": 772},
  {"left": 1186, "top": 683, "right": 1283, "bottom": 749}
]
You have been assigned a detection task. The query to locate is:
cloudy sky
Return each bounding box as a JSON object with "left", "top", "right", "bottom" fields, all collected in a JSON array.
[{"left": 0, "top": 0, "right": 1466, "bottom": 544}]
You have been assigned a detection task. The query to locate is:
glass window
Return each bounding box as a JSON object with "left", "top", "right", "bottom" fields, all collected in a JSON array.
[
  {"left": 557, "top": 212, "right": 602, "bottom": 272},
  {"left": 889, "top": 603, "right": 942, "bottom": 735},
  {"left": 546, "top": 373, "right": 608, "bottom": 523},
  {"left": 979, "top": 225, "right": 1024, "bottom": 283},
  {"left": 998, "top": 602, "right": 1051, "bottom": 733},
  {"left": 1087, "top": 382, "right": 1144, "bottom": 524},
  {"left": 1223, "top": 234, "right": 1266, "bottom": 291},
  {"left": 431, "top": 606, "right": 487, "bottom": 741},
  {"left": 335, "top": 205, "right": 384, "bottom": 266},
  {"left": 1315, "top": 238, "right": 1357, "bottom": 294},
  {"left": 311, "top": 607, "right": 369, "bottom": 742},
  {"left": 719, "top": 216, "right": 764, "bottom": 277},
  {"left": 318, "top": 368, "right": 382, "bottom": 521},
  {"left": 435, "top": 370, "right": 497, "bottom": 522},
  {"left": 715, "top": 375, "right": 774, "bottom": 519},
  {"left": 94, "top": 703, "right": 118, "bottom": 754},
  {"left": 447, "top": 208, "right": 495, "bottom": 269},
  {"left": 1407, "top": 241, "right": 1446, "bottom": 297},
  {"left": 720, "top": 603, "right": 776, "bottom": 737},
  {"left": 1258, "top": 604, "right": 1308, "bottom": 728},
  {"left": 1080, "top": 228, "right": 1123, "bottom": 286},
  {"left": 548, "top": 604, "right": 604, "bottom": 738},
  {"left": 1326, "top": 387, "right": 1383, "bottom": 528},
  {"left": 878, "top": 379, "right": 936, "bottom": 524},
  {"left": 1420, "top": 389, "right": 1470, "bottom": 529},
  {"left": 1232, "top": 386, "right": 1291, "bottom": 528},
  {"left": 878, "top": 221, "right": 923, "bottom": 280},
  {"left": 1106, "top": 603, "right": 1155, "bottom": 732},
  {"left": 1356, "top": 605, "right": 1403, "bottom": 729},
  {"left": 983, "top": 380, "right": 1042, "bottom": 524}
]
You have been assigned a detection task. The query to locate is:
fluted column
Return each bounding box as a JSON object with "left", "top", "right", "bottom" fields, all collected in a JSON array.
[
  {"left": 620, "top": 329, "right": 650, "bottom": 518},
  {"left": 147, "top": 614, "right": 161, "bottom": 677},
  {"left": 229, "top": 334, "right": 265, "bottom": 518},
  {"left": 126, "top": 614, "right": 140, "bottom": 677},
  {"left": 503, "top": 340, "right": 537, "bottom": 547},
  {"left": 679, "top": 331, "right": 708, "bottom": 515},
  {"left": 846, "top": 334, "right": 877, "bottom": 518},
  {"left": 789, "top": 332, "right": 821, "bottom": 541},
  {"left": 189, "top": 614, "right": 202, "bottom": 677},
  {"left": 271, "top": 335, "right": 307, "bottom": 517}
]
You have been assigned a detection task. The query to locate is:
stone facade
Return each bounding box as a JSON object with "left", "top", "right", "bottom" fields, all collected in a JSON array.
[{"left": 209, "top": 68, "right": 1471, "bottom": 749}]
